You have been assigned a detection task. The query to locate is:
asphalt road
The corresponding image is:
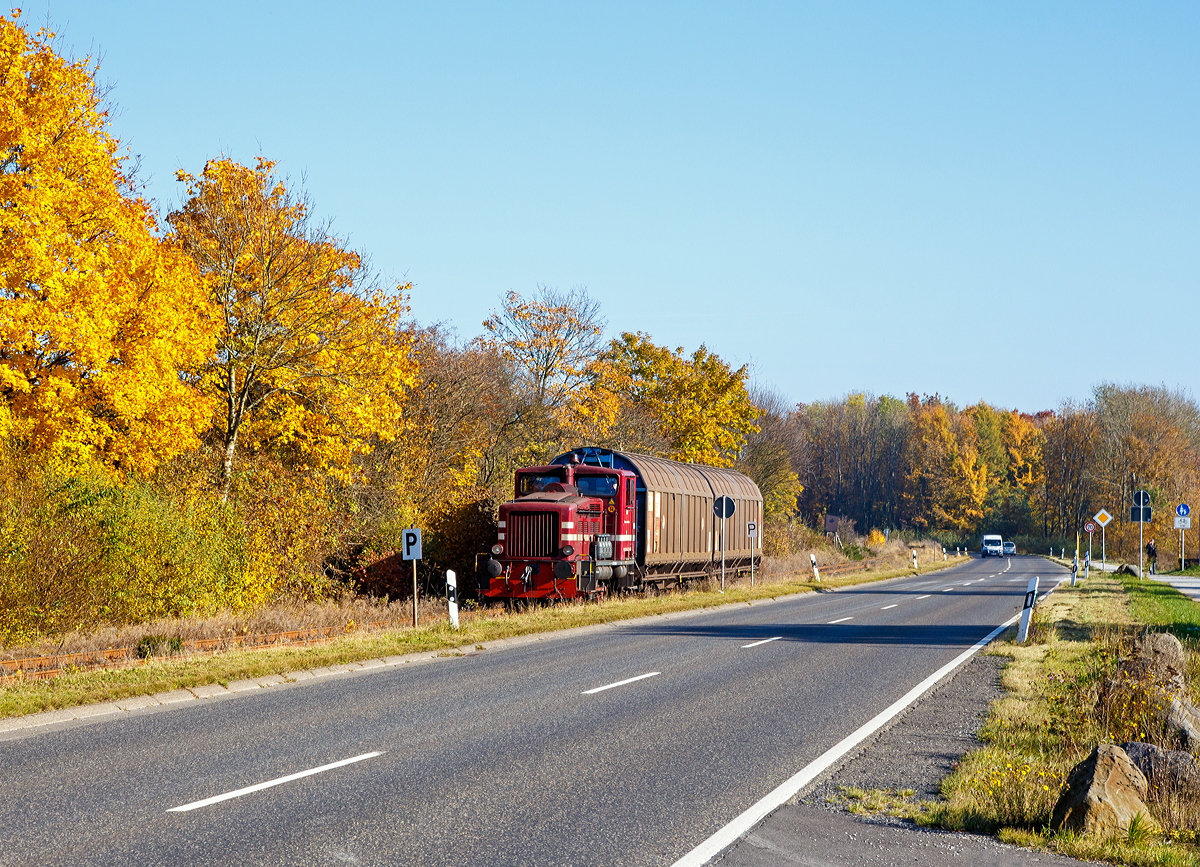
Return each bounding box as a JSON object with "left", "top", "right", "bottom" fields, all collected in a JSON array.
[{"left": 0, "top": 555, "right": 1062, "bottom": 867}]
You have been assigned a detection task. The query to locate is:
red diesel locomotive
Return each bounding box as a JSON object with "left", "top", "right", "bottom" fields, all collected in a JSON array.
[{"left": 480, "top": 447, "right": 763, "bottom": 601}]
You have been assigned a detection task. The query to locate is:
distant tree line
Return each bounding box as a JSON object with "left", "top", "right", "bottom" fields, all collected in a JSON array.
[{"left": 744, "top": 386, "right": 1200, "bottom": 561}]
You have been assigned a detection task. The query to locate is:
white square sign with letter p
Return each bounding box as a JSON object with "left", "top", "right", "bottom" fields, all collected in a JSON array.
[{"left": 402, "top": 528, "right": 422, "bottom": 560}]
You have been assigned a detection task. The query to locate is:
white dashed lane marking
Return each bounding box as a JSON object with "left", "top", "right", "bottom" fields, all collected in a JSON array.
[
  {"left": 168, "top": 752, "right": 383, "bottom": 812},
  {"left": 827, "top": 616, "right": 853, "bottom": 624},
  {"left": 742, "top": 637, "right": 783, "bottom": 649},
  {"left": 881, "top": 604, "right": 898, "bottom": 610},
  {"left": 583, "top": 672, "right": 660, "bottom": 695}
]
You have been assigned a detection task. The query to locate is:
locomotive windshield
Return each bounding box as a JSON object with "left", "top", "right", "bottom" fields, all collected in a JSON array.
[
  {"left": 517, "top": 471, "right": 564, "bottom": 496},
  {"left": 575, "top": 474, "right": 619, "bottom": 497}
]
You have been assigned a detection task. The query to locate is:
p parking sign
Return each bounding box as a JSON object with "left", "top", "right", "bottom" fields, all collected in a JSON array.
[{"left": 402, "top": 528, "right": 422, "bottom": 560}]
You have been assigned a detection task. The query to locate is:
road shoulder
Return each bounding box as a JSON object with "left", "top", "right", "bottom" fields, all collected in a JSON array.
[{"left": 716, "top": 651, "right": 1095, "bottom": 866}]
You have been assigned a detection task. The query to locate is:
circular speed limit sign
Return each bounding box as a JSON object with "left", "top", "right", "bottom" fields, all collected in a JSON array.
[{"left": 1084, "top": 521, "right": 1096, "bottom": 533}]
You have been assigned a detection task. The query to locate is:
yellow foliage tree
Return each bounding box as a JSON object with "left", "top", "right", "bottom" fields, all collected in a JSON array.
[
  {"left": 1001, "top": 410, "right": 1043, "bottom": 491},
  {"left": 902, "top": 398, "right": 987, "bottom": 533},
  {"left": 168, "top": 157, "right": 416, "bottom": 498},
  {"left": 598, "top": 332, "right": 759, "bottom": 467},
  {"left": 0, "top": 15, "right": 216, "bottom": 474}
]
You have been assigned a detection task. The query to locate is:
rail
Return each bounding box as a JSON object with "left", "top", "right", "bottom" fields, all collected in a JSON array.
[{"left": 0, "top": 620, "right": 393, "bottom": 685}]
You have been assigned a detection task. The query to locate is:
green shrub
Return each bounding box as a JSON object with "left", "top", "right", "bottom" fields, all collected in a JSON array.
[{"left": 0, "top": 444, "right": 276, "bottom": 645}]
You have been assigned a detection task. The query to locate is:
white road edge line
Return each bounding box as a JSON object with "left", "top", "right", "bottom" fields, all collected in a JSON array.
[
  {"left": 880, "top": 604, "right": 897, "bottom": 610},
  {"left": 742, "top": 637, "right": 783, "bottom": 649},
  {"left": 669, "top": 612, "right": 1022, "bottom": 867},
  {"left": 827, "top": 616, "right": 853, "bottom": 624},
  {"left": 942, "top": 588, "right": 953, "bottom": 592},
  {"left": 582, "top": 671, "right": 660, "bottom": 695},
  {"left": 167, "top": 751, "right": 383, "bottom": 812},
  {"left": 915, "top": 595, "right": 930, "bottom": 600}
]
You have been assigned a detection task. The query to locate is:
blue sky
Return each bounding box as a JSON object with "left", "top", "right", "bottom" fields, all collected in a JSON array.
[{"left": 30, "top": 2, "right": 1199, "bottom": 411}]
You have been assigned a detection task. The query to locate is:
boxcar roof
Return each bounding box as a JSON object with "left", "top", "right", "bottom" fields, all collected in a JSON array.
[{"left": 552, "top": 447, "right": 762, "bottom": 503}]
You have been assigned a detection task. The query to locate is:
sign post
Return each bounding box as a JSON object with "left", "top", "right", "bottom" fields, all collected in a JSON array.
[
  {"left": 1176, "top": 504, "right": 1191, "bottom": 572},
  {"left": 402, "top": 528, "right": 422, "bottom": 628},
  {"left": 747, "top": 520, "right": 758, "bottom": 587},
  {"left": 1133, "top": 491, "right": 1152, "bottom": 579},
  {"left": 1094, "top": 509, "right": 1112, "bottom": 573},
  {"left": 714, "top": 497, "right": 735, "bottom": 591}
]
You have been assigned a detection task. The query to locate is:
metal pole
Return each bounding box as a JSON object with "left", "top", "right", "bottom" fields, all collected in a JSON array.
[
  {"left": 750, "top": 532, "right": 755, "bottom": 587},
  {"left": 1140, "top": 512, "right": 1144, "bottom": 580},
  {"left": 717, "top": 515, "right": 724, "bottom": 590},
  {"left": 1182, "top": 527, "right": 1186, "bottom": 574},
  {"left": 412, "top": 560, "right": 418, "bottom": 628},
  {"left": 1102, "top": 526, "right": 1106, "bottom": 574}
]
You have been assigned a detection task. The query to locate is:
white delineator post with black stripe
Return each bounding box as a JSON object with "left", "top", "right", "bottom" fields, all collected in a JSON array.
[
  {"left": 810, "top": 552, "right": 820, "bottom": 583},
  {"left": 446, "top": 570, "right": 459, "bottom": 629},
  {"left": 1017, "top": 575, "right": 1039, "bottom": 643}
]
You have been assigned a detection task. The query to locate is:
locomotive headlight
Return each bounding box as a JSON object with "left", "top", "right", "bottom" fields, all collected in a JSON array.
[
  {"left": 491, "top": 543, "right": 504, "bottom": 556},
  {"left": 560, "top": 544, "right": 575, "bottom": 557}
]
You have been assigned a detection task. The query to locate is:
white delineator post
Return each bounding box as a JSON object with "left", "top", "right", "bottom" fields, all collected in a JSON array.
[
  {"left": 446, "top": 570, "right": 459, "bottom": 629},
  {"left": 810, "top": 552, "right": 820, "bottom": 583},
  {"left": 912, "top": 549, "right": 918, "bottom": 571},
  {"left": 1017, "top": 576, "right": 1040, "bottom": 643}
]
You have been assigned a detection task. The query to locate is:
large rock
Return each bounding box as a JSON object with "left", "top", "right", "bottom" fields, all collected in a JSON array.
[
  {"left": 1121, "top": 741, "right": 1200, "bottom": 794},
  {"left": 1115, "top": 563, "right": 1141, "bottom": 577},
  {"left": 1126, "top": 632, "right": 1188, "bottom": 693},
  {"left": 1168, "top": 698, "right": 1200, "bottom": 753},
  {"left": 1051, "top": 744, "right": 1150, "bottom": 837}
]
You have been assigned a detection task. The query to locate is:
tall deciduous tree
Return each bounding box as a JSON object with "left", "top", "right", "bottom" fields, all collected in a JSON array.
[
  {"left": 0, "top": 15, "right": 216, "bottom": 473},
  {"left": 600, "top": 331, "right": 759, "bottom": 467},
  {"left": 480, "top": 285, "right": 606, "bottom": 416},
  {"left": 168, "top": 158, "right": 415, "bottom": 498}
]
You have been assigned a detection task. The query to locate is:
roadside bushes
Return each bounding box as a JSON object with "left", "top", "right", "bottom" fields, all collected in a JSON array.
[{"left": 0, "top": 444, "right": 275, "bottom": 645}]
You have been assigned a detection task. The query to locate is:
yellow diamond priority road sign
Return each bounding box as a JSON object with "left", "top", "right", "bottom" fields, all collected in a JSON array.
[{"left": 1094, "top": 509, "right": 1113, "bottom": 528}]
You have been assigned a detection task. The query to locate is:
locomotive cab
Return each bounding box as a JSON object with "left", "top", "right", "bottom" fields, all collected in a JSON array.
[{"left": 481, "top": 462, "right": 637, "bottom": 600}]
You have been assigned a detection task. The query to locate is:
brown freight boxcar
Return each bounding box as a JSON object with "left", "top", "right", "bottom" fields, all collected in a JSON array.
[{"left": 480, "top": 446, "right": 763, "bottom": 600}]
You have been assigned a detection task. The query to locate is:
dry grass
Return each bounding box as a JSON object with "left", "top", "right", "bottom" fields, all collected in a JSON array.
[{"left": 0, "top": 552, "right": 960, "bottom": 719}]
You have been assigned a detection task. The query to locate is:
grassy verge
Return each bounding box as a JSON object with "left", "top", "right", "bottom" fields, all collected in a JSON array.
[
  {"left": 833, "top": 573, "right": 1200, "bottom": 866},
  {"left": 0, "top": 557, "right": 962, "bottom": 720}
]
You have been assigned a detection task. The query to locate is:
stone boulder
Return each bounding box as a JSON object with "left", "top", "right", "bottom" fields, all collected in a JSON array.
[
  {"left": 1115, "top": 564, "right": 1140, "bottom": 577},
  {"left": 1123, "top": 632, "right": 1189, "bottom": 694},
  {"left": 1051, "top": 744, "right": 1150, "bottom": 836},
  {"left": 1168, "top": 698, "right": 1200, "bottom": 754},
  {"left": 1100, "top": 632, "right": 1192, "bottom": 747},
  {"left": 1121, "top": 741, "right": 1200, "bottom": 794}
]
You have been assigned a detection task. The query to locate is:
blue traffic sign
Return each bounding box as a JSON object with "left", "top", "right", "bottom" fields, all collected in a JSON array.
[{"left": 1179, "top": 503, "right": 1191, "bottom": 518}]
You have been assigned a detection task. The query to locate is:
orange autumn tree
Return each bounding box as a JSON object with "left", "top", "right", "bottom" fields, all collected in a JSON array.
[
  {"left": 0, "top": 14, "right": 216, "bottom": 473},
  {"left": 168, "top": 157, "right": 415, "bottom": 498}
]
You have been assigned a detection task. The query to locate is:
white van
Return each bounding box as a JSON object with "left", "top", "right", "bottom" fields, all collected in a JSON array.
[{"left": 981, "top": 535, "right": 1004, "bottom": 557}]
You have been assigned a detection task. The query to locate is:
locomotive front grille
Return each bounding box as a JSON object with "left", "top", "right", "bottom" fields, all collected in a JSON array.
[{"left": 508, "top": 511, "right": 560, "bottom": 558}]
